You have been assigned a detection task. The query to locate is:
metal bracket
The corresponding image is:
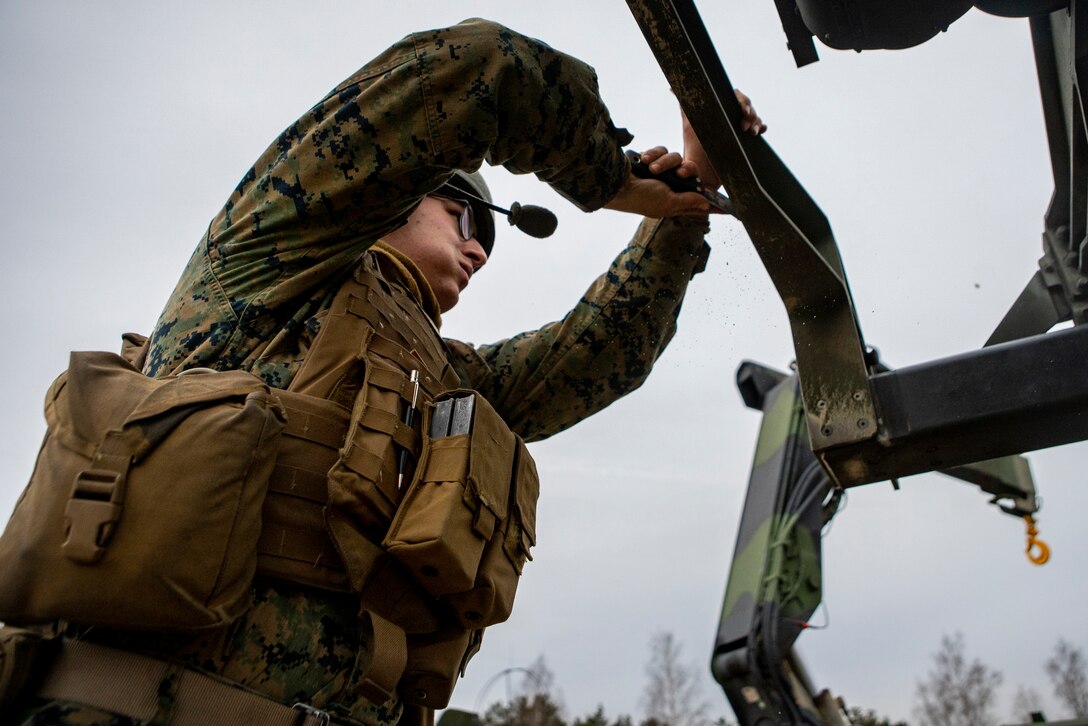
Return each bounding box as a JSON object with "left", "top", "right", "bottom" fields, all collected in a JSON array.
[{"left": 625, "top": 0, "right": 879, "bottom": 462}]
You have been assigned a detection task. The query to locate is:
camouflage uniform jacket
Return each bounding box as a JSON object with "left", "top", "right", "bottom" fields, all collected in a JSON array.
[{"left": 17, "top": 18, "right": 711, "bottom": 726}]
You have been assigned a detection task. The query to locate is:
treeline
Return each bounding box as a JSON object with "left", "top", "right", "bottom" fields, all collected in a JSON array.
[
  {"left": 914, "top": 634, "right": 1087, "bottom": 726},
  {"left": 472, "top": 633, "right": 732, "bottom": 726},
  {"left": 447, "top": 633, "right": 1087, "bottom": 726}
]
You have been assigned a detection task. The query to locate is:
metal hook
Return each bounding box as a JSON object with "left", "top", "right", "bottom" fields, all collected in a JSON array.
[{"left": 1023, "top": 515, "right": 1050, "bottom": 566}]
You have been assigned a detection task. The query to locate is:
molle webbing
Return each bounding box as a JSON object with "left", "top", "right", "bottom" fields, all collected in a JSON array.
[
  {"left": 257, "top": 254, "right": 460, "bottom": 603},
  {"left": 257, "top": 392, "right": 350, "bottom": 591}
]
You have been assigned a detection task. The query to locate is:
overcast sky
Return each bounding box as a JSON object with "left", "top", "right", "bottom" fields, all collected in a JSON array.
[{"left": 2, "top": 3, "right": 1085, "bottom": 723}]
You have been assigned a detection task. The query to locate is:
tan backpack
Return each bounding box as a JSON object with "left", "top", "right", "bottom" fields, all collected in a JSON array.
[{"left": 0, "top": 349, "right": 285, "bottom": 630}]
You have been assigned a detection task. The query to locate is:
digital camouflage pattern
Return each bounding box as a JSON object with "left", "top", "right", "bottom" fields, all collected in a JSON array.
[
  {"left": 15, "top": 584, "right": 404, "bottom": 725},
  {"left": 448, "top": 214, "right": 709, "bottom": 443},
  {"left": 18, "top": 17, "right": 713, "bottom": 726},
  {"left": 142, "top": 17, "right": 635, "bottom": 386},
  {"left": 14, "top": 214, "right": 707, "bottom": 726}
]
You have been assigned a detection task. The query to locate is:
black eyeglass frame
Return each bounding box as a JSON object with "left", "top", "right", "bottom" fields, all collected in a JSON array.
[{"left": 430, "top": 194, "right": 477, "bottom": 242}]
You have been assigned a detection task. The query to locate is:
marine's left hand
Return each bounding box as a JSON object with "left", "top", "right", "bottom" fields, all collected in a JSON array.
[
  {"left": 735, "top": 89, "right": 767, "bottom": 137},
  {"left": 680, "top": 89, "right": 766, "bottom": 192}
]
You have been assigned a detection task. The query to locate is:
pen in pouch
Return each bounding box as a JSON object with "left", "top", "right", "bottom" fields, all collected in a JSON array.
[{"left": 397, "top": 370, "right": 421, "bottom": 492}]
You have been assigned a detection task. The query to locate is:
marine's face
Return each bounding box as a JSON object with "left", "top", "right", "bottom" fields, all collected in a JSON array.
[{"left": 383, "top": 196, "right": 489, "bottom": 313}]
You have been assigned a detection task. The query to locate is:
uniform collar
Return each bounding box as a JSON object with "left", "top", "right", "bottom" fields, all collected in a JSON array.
[{"left": 370, "top": 240, "right": 443, "bottom": 328}]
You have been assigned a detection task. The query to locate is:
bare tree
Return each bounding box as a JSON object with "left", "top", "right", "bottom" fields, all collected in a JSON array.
[
  {"left": 481, "top": 656, "right": 566, "bottom": 726},
  {"left": 913, "top": 632, "right": 1003, "bottom": 726},
  {"left": 1011, "top": 685, "right": 1045, "bottom": 723},
  {"left": 640, "top": 632, "right": 711, "bottom": 726},
  {"left": 844, "top": 706, "right": 907, "bottom": 726},
  {"left": 1045, "top": 639, "right": 1088, "bottom": 718}
]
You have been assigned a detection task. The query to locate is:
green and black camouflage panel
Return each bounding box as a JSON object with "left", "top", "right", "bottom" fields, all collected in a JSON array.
[{"left": 712, "top": 366, "right": 832, "bottom": 724}]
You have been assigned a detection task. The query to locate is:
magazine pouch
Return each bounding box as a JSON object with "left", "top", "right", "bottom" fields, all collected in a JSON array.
[
  {"left": 444, "top": 436, "right": 538, "bottom": 629},
  {"left": 397, "top": 626, "right": 482, "bottom": 709},
  {"left": 384, "top": 390, "right": 536, "bottom": 629}
]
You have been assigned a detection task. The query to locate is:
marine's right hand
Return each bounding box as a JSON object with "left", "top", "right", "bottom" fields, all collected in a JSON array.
[{"left": 603, "top": 146, "right": 712, "bottom": 218}]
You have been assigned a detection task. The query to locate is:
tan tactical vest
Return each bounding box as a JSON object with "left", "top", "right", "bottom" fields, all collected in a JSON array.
[
  {"left": 259, "top": 251, "right": 461, "bottom": 606},
  {"left": 256, "top": 251, "right": 538, "bottom": 708},
  {"left": 0, "top": 249, "right": 536, "bottom": 713}
]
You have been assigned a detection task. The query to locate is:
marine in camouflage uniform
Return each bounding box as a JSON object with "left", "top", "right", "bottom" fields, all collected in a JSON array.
[{"left": 14, "top": 17, "right": 717, "bottom": 726}]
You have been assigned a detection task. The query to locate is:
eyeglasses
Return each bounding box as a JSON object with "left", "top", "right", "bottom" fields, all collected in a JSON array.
[{"left": 432, "top": 195, "right": 476, "bottom": 241}]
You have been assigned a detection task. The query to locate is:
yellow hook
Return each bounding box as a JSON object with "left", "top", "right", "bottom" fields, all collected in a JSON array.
[{"left": 1024, "top": 515, "right": 1050, "bottom": 566}]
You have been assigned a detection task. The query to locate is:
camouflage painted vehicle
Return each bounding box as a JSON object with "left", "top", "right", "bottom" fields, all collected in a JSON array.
[
  {"left": 714, "top": 363, "right": 1041, "bottom": 725},
  {"left": 436, "top": 3, "right": 1085, "bottom": 723},
  {"left": 623, "top": 1, "right": 1087, "bottom": 724}
]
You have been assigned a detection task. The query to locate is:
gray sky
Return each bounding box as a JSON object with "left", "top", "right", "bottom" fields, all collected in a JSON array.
[{"left": 2, "top": 2, "right": 1085, "bottom": 723}]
